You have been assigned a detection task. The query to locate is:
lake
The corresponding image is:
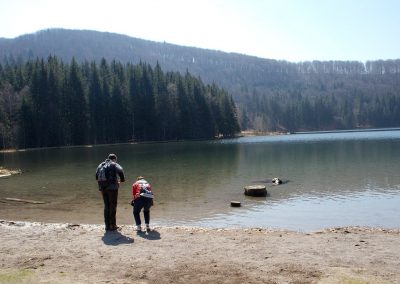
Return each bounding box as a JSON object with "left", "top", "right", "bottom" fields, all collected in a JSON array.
[{"left": 1, "top": 130, "right": 400, "bottom": 232}]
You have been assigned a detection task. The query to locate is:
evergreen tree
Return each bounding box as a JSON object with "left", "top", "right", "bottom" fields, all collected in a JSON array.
[
  {"left": 87, "top": 61, "right": 103, "bottom": 144},
  {"left": 30, "top": 58, "right": 49, "bottom": 147},
  {"left": 46, "top": 56, "right": 63, "bottom": 146},
  {"left": 0, "top": 56, "right": 241, "bottom": 149},
  {"left": 64, "top": 58, "right": 87, "bottom": 145}
]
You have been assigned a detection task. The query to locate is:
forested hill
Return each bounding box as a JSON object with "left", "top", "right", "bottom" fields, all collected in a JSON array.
[
  {"left": 0, "top": 28, "right": 255, "bottom": 87},
  {"left": 0, "top": 57, "right": 239, "bottom": 150},
  {"left": 1, "top": 28, "right": 400, "bottom": 133}
]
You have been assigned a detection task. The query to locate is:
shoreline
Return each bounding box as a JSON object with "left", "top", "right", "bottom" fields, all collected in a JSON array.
[
  {"left": 0, "top": 132, "right": 281, "bottom": 153},
  {"left": 1, "top": 220, "right": 399, "bottom": 283},
  {"left": 2, "top": 127, "right": 399, "bottom": 153},
  {"left": 0, "top": 167, "right": 22, "bottom": 178}
]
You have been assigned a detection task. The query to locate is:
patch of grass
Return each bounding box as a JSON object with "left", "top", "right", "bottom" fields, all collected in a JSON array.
[{"left": 0, "top": 269, "right": 34, "bottom": 283}]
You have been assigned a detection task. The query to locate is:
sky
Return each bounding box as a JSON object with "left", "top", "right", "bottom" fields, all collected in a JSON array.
[{"left": 0, "top": 0, "right": 399, "bottom": 62}]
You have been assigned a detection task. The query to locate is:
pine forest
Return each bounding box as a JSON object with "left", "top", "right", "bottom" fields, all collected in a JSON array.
[{"left": 0, "top": 56, "right": 240, "bottom": 149}]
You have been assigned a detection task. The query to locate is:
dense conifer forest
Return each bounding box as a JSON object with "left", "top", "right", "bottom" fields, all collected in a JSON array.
[
  {"left": 0, "top": 56, "right": 239, "bottom": 149},
  {"left": 1, "top": 29, "right": 400, "bottom": 149}
]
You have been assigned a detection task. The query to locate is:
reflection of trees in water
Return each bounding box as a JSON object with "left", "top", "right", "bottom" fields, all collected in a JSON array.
[
  {"left": 112, "top": 141, "right": 242, "bottom": 221},
  {"left": 129, "top": 142, "right": 241, "bottom": 202},
  {"left": 2, "top": 137, "right": 399, "bottom": 224},
  {"left": 237, "top": 139, "right": 400, "bottom": 201}
]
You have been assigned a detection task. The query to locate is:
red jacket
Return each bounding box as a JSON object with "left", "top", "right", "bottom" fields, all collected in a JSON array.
[{"left": 132, "top": 179, "right": 152, "bottom": 200}]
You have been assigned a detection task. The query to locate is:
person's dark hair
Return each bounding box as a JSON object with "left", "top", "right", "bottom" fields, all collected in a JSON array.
[{"left": 108, "top": 153, "right": 117, "bottom": 160}]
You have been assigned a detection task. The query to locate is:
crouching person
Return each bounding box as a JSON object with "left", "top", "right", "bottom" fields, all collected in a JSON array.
[{"left": 132, "top": 176, "right": 154, "bottom": 232}]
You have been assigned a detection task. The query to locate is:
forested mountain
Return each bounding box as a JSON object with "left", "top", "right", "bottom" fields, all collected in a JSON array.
[
  {"left": 0, "top": 57, "right": 239, "bottom": 149},
  {"left": 1, "top": 28, "right": 400, "bottom": 135}
]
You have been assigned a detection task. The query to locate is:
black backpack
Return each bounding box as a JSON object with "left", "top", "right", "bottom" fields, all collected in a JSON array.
[{"left": 97, "top": 161, "right": 115, "bottom": 187}]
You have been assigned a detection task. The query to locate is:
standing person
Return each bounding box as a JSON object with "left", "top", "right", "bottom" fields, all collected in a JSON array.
[
  {"left": 132, "top": 176, "right": 154, "bottom": 232},
  {"left": 96, "top": 153, "right": 125, "bottom": 231}
]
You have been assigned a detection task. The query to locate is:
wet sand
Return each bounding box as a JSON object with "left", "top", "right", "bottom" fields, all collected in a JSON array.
[{"left": 1, "top": 220, "right": 399, "bottom": 283}]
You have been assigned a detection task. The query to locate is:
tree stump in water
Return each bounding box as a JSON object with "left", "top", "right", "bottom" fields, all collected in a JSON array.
[
  {"left": 230, "top": 201, "right": 241, "bottom": 207},
  {"left": 244, "top": 185, "right": 267, "bottom": 197}
]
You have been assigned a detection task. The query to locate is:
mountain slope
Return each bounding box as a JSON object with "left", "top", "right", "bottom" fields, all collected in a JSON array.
[
  {"left": 0, "top": 28, "right": 288, "bottom": 95},
  {"left": 2, "top": 28, "right": 400, "bottom": 132}
]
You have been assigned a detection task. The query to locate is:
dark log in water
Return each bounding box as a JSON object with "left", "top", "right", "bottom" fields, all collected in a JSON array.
[{"left": 230, "top": 201, "right": 241, "bottom": 207}]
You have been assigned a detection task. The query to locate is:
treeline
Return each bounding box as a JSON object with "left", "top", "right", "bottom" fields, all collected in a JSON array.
[
  {"left": 0, "top": 56, "right": 239, "bottom": 149},
  {"left": 236, "top": 60, "right": 400, "bottom": 132},
  {"left": 296, "top": 60, "right": 400, "bottom": 75},
  {"left": 2, "top": 30, "right": 400, "bottom": 138}
]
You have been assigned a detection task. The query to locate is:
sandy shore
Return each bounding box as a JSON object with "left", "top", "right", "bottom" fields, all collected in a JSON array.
[{"left": 0, "top": 220, "right": 399, "bottom": 284}]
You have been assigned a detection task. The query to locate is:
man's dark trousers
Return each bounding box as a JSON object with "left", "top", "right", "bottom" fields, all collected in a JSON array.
[{"left": 102, "top": 189, "right": 118, "bottom": 230}]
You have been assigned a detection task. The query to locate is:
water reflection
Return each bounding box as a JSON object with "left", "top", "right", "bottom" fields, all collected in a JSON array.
[
  {"left": 0, "top": 141, "right": 242, "bottom": 224},
  {"left": 1, "top": 130, "right": 400, "bottom": 231}
]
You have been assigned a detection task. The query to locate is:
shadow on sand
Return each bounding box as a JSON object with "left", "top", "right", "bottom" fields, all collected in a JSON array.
[
  {"left": 135, "top": 229, "right": 161, "bottom": 240},
  {"left": 102, "top": 230, "right": 134, "bottom": 245}
]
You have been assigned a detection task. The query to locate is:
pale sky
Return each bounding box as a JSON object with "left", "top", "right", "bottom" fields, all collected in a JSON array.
[{"left": 0, "top": 0, "right": 399, "bottom": 62}]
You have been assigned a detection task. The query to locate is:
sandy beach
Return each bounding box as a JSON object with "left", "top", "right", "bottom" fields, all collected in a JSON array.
[{"left": 1, "top": 220, "right": 399, "bottom": 283}]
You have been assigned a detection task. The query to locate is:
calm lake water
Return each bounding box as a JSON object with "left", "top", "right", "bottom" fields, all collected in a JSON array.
[{"left": 1, "top": 130, "right": 400, "bottom": 232}]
